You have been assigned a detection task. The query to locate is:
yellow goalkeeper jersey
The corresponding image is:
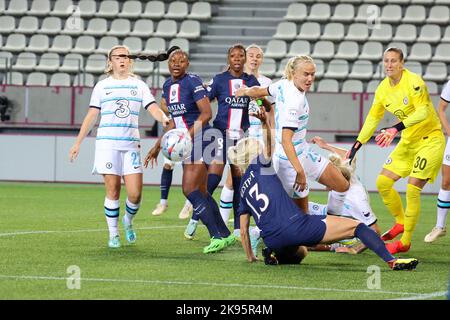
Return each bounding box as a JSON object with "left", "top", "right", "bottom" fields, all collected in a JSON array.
[{"left": 357, "top": 69, "right": 442, "bottom": 145}]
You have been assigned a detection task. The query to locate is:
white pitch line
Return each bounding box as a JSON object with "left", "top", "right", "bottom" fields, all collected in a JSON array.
[
  {"left": 392, "top": 291, "right": 448, "bottom": 300},
  {"left": 0, "top": 225, "right": 188, "bottom": 237},
  {"left": 0, "top": 274, "right": 429, "bottom": 297}
]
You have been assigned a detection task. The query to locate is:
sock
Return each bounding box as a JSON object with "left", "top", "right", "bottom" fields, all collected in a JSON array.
[
  {"left": 184, "top": 199, "right": 191, "bottom": 207},
  {"left": 124, "top": 198, "right": 140, "bottom": 225},
  {"left": 219, "top": 185, "right": 234, "bottom": 225},
  {"left": 400, "top": 184, "right": 422, "bottom": 245},
  {"left": 436, "top": 188, "right": 450, "bottom": 229},
  {"left": 104, "top": 198, "right": 119, "bottom": 238},
  {"left": 186, "top": 190, "right": 221, "bottom": 238},
  {"left": 160, "top": 167, "right": 173, "bottom": 203},
  {"left": 206, "top": 194, "right": 231, "bottom": 238},
  {"left": 355, "top": 223, "right": 395, "bottom": 262},
  {"left": 376, "top": 174, "right": 404, "bottom": 225},
  {"left": 207, "top": 173, "right": 222, "bottom": 195},
  {"left": 327, "top": 190, "right": 347, "bottom": 215},
  {"left": 232, "top": 176, "right": 242, "bottom": 230}
]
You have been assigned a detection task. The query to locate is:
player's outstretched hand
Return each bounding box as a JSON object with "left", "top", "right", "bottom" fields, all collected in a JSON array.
[
  {"left": 249, "top": 106, "right": 267, "bottom": 124},
  {"left": 144, "top": 145, "right": 160, "bottom": 169},
  {"left": 375, "top": 127, "right": 398, "bottom": 148},
  {"left": 162, "top": 115, "right": 170, "bottom": 128},
  {"left": 311, "top": 136, "right": 327, "bottom": 149},
  {"left": 69, "top": 144, "right": 80, "bottom": 162},
  {"left": 293, "top": 170, "right": 307, "bottom": 193}
]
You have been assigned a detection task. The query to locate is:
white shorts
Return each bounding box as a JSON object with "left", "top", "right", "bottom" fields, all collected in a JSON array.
[
  {"left": 308, "top": 183, "right": 377, "bottom": 226},
  {"left": 273, "top": 148, "right": 329, "bottom": 199},
  {"left": 443, "top": 137, "right": 450, "bottom": 166},
  {"left": 92, "top": 148, "right": 143, "bottom": 176}
]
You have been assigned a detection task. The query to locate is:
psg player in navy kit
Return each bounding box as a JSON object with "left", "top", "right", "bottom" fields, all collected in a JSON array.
[
  {"left": 144, "top": 49, "right": 234, "bottom": 254},
  {"left": 184, "top": 44, "right": 261, "bottom": 240},
  {"left": 231, "top": 107, "right": 419, "bottom": 271}
]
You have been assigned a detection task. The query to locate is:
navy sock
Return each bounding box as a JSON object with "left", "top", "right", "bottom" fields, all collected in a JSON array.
[
  {"left": 186, "top": 190, "right": 221, "bottom": 239},
  {"left": 207, "top": 194, "right": 231, "bottom": 238},
  {"left": 355, "top": 223, "right": 395, "bottom": 262},
  {"left": 207, "top": 173, "right": 222, "bottom": 195},
  {"left": 160, "top": 167, "right": 173, "bottom": 201},
  {"left": 232, "top": 176, "right": 242, "bottom": 230}
]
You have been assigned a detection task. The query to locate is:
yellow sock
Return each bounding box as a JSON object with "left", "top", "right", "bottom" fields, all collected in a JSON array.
[
  {"left": 400, "top": 184, "right": 422, "bottom": 246},
  {"left": 376, "top": 174, "right": 404, "bottom": 225}
]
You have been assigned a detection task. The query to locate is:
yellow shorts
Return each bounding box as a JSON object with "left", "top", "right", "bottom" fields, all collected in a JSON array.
[{"left": 383, "top": 132, "right": 445, "bottom": 183}]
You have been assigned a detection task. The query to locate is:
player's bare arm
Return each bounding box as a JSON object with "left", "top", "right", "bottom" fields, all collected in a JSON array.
[
  {"left": 438, "top": 98, "right": 450, "bottom": 136},
  {"left": 69, "top": 107, "right": 99, "bottom": 162},
  {"left": 240, "top": 213, "right": 258, "bottom": 262},
  {"left": 282, "top": 128, "right": 307, "bottom": 192}
]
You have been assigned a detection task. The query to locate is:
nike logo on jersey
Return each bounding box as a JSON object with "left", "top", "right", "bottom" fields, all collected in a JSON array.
[
  {"left": 134, "top": 166, "right": 141, "bottom": 169},
  {"left": 412, "top": 170, "right": 420, "bottom": 174},
  {"left": 386, "top": 103, "right": 391, "bottom": 108},
  {"left": 363, "top": 212, "right": 371, "bottom": 218},
  {"left": 106, "top": 92, "right": 112, "bottom": 95}
]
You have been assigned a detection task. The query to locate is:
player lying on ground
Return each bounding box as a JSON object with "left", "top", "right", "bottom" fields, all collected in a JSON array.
[
  {"left": 307, "top": 136, "right": 381, "bottom": 254},
  {"left": 231, "top": 107, "right": 419, "bottom": 270}
]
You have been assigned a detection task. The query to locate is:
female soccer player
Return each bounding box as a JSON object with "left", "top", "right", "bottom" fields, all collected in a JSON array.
[
  {"left": 69, "top": 45, "right": 170, "bottom": 248},
  {"left": 307, "top": 136, "right": 381, "bottom": 254},
  {"left": 231, "top": 106, "right": 419, "bottom": 271},
  {"left": 144, "top": 49, "right": 234, "bottom": 254},
  {"left": 235, "top": 55, "right": 350, "bottom": 217},
  {"left": 218, "top": 44, "right": 274, "bottom": 230},
  {"left": 424, "top": 79, "right": 450, "bottom": 243},
  {"left": 347, "top": 47, "right": 445, "bottom": 254},
  {"left": 183, "top": 44, "right": 261, "bottom": 240}
]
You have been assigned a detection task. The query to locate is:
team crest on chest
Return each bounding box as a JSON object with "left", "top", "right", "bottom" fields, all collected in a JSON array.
[
  {"left": 403, "top": 97, "right": 408, "bottom": 105},
  {"left": 169, "top": 84, "right": 180, "bottom": 104}
]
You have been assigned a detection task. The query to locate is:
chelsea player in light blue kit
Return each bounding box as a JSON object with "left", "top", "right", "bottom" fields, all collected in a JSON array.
[
  {"left": 70, "top": 45, "right": 170, "bottom": 248},
  {"left": 231, "top": 106, "right": 419, "bottom": 271},
  {"left": 144, "top": 49, "right": 234, "bottom": 253}
]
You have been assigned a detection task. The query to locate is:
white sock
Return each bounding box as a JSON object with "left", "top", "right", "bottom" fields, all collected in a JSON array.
[
  {"left": 219, "top": 186, "right": 234, "bottom": 225},
  {"left": 104, "top": 198, "right": 119, "bottom": 239},
  {"left": 160, "top": 199, "right": 168, "bottom": 206},
  {"left": 436, "top": 189, "right": 450, "bottom": 229},
  {"left": 233, "top": 229, "right": 240, "bottom": 237},
  {"left": 327, "top": 190, "right": 347, "bottom": 214},
  {"left": 184, "top": 199, "right": 191, "bottom": 206},
  {"left": 124, "top": 198, "right": 140, "bottom": 225}
]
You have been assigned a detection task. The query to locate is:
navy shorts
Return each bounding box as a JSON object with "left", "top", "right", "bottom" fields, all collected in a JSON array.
[
  {"left": 263, "top": 215, "right": 327, "bottom": 251},
  {"left": 185, "top": 127, "right": 214, "bottom": 164}
]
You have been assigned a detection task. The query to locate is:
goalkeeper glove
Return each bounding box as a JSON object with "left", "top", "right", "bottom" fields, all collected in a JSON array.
[
  {"left": 375, "top": 122, "right": 405, "bottom": 148},
  {"left": 346, "top": 141, "right": 362, "bottom": 165}
]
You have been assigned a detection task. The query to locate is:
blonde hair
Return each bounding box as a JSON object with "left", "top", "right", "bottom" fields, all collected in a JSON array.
[
  {"left": 227, "top": 137, "right": 264, "bottom": 172},
  {"left": 246, "top": 43, "right": 264, "bottom": 56},
  {"left": 328, "top": 153, "right": 354, "bottom": 182},
  {"left": 104, "top": 45, "right": 135, "bottom": 76},
  {"left": 283, "top": 55, "right": 315, "bottom": 80}
]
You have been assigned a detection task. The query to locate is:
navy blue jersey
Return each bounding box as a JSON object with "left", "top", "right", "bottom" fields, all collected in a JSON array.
[
  {"left": 237, "top": 156, "right": 303, "bottom": 239},
  {"left": 162, "top": 73, "right": 207, "bottom": 129},
  {"left": 207, "top": 71, "right": 260, "bottom": 134}
]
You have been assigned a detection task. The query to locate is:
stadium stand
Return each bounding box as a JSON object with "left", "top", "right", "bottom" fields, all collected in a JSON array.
[{"left": 0, "top": 0, "right": 449, "bottom": 94}]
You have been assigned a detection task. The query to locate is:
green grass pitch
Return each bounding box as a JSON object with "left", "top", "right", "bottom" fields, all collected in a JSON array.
[{"left": 0, "top": 182, "right": 448, "bottom": 300}]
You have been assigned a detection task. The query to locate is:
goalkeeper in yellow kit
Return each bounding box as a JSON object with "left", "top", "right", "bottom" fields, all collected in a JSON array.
[{"left": 347, "top": 47, "right": 445, "bottom": 254}]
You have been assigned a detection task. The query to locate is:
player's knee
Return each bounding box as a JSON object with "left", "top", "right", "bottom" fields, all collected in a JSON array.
[
  {"left": 182, "top": 184, "right": 197, "bottom": 197},
  {"left": 128, "top": 194, "right": 141, "bottom": 204},
  {"left": 442, "top": 178, "right": 450, "bottom": 190},
  {"left": 376, "top": 174, "right": 394, "bottom": 194},
  {"left": 163, "top": 163, "right": 174, "bottom": 170}
]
